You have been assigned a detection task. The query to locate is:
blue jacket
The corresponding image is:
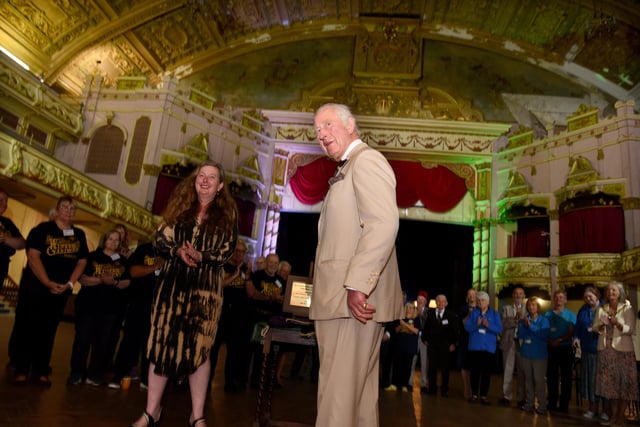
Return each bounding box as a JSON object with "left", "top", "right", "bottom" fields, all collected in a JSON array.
[
  {"left": 464, "top": 307, "right": 502, "bottom": 353},
  {"left": 517, "top": 315, "right": 550, "bottom": 360},
  {"left": 574, "top": 303, "right": 599, "bottom": 354}
]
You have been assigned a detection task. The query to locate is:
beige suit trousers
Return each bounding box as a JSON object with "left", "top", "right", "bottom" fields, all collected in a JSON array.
[{"left": 315, "top": 317, "right": 384, "bottom": 427}]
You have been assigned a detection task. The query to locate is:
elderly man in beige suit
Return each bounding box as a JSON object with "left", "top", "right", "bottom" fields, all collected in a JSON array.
[{"left": 310, "top": 103, "right": 404, "bottom": 427}]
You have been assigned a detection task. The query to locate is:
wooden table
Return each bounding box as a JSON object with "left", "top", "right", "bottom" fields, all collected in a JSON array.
[{"left": 254, "top": 327, "right": 317, "bottom": 427}]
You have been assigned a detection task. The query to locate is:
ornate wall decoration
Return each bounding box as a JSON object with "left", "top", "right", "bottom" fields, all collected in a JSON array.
[
  {"left": 567, "top": 104, "right": 599, "bottom": 131},
  {"left": 0, "top": 61, "right": 83, "bottom": 135},
  {"left": 493, "top": 257, "right": 552, "bottom": 293},
  {"left": 622, "top": 247, "right": 640, "bottom": 283},
  {"left": 362, "top": 131, "right": 494, "bottom": 153},
  {"left": 557, "top": 253, "right": 622, "bottom": 286},
  {"left": 286, "top": 153, "right": 325, "bottom": 180},
  {"left": 622, "top": 197, "right": 640, "bottom": 210},
  {"left": 275, "top": 126, "right": 317, "bottom": 141},
  {"left": 0, "top": 136, "right": 156, "bottom": 235},
  {"left": 354, "top": 18, "right": 421, "bottom": 79}
]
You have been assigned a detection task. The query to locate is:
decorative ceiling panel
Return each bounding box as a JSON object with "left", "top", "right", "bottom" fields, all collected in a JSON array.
[{"left": 0, "top": 0, "right": 636, "bottom": 120}]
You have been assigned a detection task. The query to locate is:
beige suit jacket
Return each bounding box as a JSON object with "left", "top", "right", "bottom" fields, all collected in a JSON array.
[{"left": 310, "top": 143, "right": 404, "bottom": 322}]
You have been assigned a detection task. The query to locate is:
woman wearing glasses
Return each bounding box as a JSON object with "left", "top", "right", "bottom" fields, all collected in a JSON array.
[{"left": 10, "top": 196, "right": 89, "bottom": 386}]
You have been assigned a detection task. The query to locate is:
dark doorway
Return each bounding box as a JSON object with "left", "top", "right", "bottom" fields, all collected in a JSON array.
[{"left": 276, "top": 213, "right": 474, "bottom": 307}]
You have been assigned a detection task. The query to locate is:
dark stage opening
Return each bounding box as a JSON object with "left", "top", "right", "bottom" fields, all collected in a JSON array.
[{"left": 276, "top": 212, "right": 474, "bottom": 307}]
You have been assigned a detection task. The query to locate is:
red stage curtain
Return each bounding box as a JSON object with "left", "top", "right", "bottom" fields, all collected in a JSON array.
[
  {"left": 513, "top": 218, "right": 549, "bottom": 257},
  {"left": 236, "top": 199, "right": 256, "bottom": 237},
  {"left": 559, "top": 206, "right": 624, "bottom": 255},
  {"left": 289, "top": 157, "right": 468, "bottom": 213},
  {"left": 390, "top": 160, "right": 467, "bottom": 213},
  {"left": 152, "top": 175, "right": 180, "bottom": 215},
  {"left": 289, "top": 157, "right": 334, "bottom": 205}
]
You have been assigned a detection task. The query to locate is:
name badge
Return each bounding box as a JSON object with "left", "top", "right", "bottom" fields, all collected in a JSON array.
[
  {"left": 63, "top": 228, "right": 75, "bottom": 236},
  {"left": 111, "top": 253, "right": 121, "bottom": 261},
  {"left": 525, "top": 338, "right": 532, "bottom": 344},
  {"left": 275, "top": 279, "right": 282, "bottom": 288},
  {"left": 442, "top": 319, "right": 449, "bottom": 325},
  {"left": 155, "top": 269, "right": 161, "bottom": 276},
  {"left": 479, "top": 328, "right": 486, "bottom": 334}
]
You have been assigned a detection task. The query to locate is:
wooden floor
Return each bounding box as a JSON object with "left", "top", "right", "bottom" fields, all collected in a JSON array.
[{"left": 0, "top": 314, "right": 636, "bottom": 427}]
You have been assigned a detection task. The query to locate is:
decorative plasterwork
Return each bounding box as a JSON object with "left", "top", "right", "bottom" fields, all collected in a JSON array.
[
  {"left": 622, "top": 247, "right": 640, "bottom": 283},
  {"left": 494, "top": 250, "right": 640, "bottom": 291},
  {"left": 566, "top": 156, "right": 599, "bottom": 187},
  {"left": 501, "top": 171, "right": 531, "bottom": 199},
  {"left": 554, "top": 156, "right": 626, "bottom": 206},
  {"left": 557, "top": 253, "right": 622, "bottom": 286},
  {"left": 493, "top": 257, "right": 552, "bottom": 294},
  {"left": 354, "top": 18, "right": 421, "bottom": 80},
  {"left": 274, "top": 126, "right": 316, "bottom": 142},
  {"left": 0, "top": 60, "right": 83, "bottom": 135},
  {"left": 497, "top": 171, "right": 551, "bottom": 220},
  {"left": 622, "top": 197, "right": 640, "bottom": 210},
  {"left": 361, "top": 130, "right": 493, "bottom": 154},
  {"left": 142, "top": 164, "right": 162, "bottom": 176},
  {"left": 503, "top": 128, "right": 533, "bottom": 151},
  {"left": 0, "top": 135, "right": 156, "bottom": 235},
  {"left": 287, "top": 153, "right": 325, "bottom": 180},
  {"left": 567, "top": 104, "right": 599, "bottom": 132},
  {"left": 160, "top": 134, "right": 209, "bottom": 167}
]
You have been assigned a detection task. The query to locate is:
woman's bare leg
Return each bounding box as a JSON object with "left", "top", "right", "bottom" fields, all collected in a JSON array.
[
  {"left": 188, "top": 358, "right": 211, "bottom": 426},
  {"left": 131, "top": 363, "right": 167, "bottom": 426}
]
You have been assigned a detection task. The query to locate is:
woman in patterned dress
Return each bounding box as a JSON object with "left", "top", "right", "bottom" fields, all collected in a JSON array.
[
  {"left": 131, "top": 161, "right": 238, "bottom": 427},
  {"left": 593, "top": 281, "right": 639, "bottom": 427}
]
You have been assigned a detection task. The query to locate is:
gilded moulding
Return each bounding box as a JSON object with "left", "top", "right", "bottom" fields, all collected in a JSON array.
[
  {"left": 0, "top": 60, "right": 82, "bottom": 135},
  {"left": 622, "top": 197, "right": 640, "bottom": 210},
  {"left": 621, "top": 247, "right": 640, "bottom": 283},
  {"left": 493, "top": 257, "right": 552, "bottom": 294},
  {"left": 557, "top": 253, "right": 622, "bottom": 286},
  {"left": 0, "top": 135, "right": 155, "bottom": 235}
]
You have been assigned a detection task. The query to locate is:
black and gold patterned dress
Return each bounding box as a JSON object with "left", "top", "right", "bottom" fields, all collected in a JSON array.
[{"left": 147, "top": 218, "right": 237, "bottom": 377}]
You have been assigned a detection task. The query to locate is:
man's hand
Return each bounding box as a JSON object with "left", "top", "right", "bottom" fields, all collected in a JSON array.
[{"left": 347, "top": 289, "right": 375, "bottom": 324}]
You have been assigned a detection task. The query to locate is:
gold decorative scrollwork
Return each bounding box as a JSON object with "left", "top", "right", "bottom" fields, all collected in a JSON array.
[{"left": 557, "top": 253, "right": 621, "bottom": 286}]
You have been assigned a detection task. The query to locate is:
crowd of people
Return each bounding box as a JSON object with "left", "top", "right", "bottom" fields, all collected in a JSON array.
[
  {"left": 0, "top": 166, "right": 301, "bottom": 427},
  {"left": 1, "top": 104, "right": 640, "bottom": 427},
  {"left": 377, "top": 283, "right": 640, "bottom": 427}
]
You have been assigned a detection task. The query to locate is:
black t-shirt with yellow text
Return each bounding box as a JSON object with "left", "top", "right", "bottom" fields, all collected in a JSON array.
[
  {"left": 251, "top": 269, "right": 285, "bottom": 317},
  {"left": 21, "top": 220, "right": 89, "bottom": 295},
  {"left": 75, "top": 249, "right": 130, "bottom": 314}
]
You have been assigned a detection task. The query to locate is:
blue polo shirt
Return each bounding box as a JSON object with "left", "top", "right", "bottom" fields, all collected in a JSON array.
[{"left": 544, "top": 308, "right": 576, "bottom": 347}]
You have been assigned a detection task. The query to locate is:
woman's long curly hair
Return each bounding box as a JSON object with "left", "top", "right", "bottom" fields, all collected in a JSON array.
[{"left": 161, "top": 161, "right": 237, "bottom": 234}]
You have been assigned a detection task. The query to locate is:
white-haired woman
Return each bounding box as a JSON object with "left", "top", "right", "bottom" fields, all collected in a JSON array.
[
  {"left": 464, "top": 291, "right": 502, "bottom": 405},
  {"left": 593, "top": 281, "right": 638, "bottom": 427}
]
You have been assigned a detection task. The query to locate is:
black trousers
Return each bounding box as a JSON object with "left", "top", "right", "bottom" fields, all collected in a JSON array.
[
  {"left": 12, "top": 288, "right": 68, "bottom": 377},
  {"left": 210, "top": 304, "right": 252, "bottom": 389},
  {"left": 428, "top": 344, "right": 452, "bottom": 393},
  {"left": 546, "top": 345, "right": 573, "bottom": 410},
  {"left": 112, "top": 301, "right": 152, "bottom": 382},
  {"left": 70, "top": 310, "right": 118, "bottom": 381},
  {"left": 469, "top": 350, "right": 495, "bottom": 397}
]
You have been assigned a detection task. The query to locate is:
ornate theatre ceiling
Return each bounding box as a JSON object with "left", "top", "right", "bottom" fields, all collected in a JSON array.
[{"left": 0, "top": 0, "right": 639, "bottom": 124}]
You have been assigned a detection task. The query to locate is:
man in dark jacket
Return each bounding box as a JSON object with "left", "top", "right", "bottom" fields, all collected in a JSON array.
[{"left": 422, "top": 294, "right": 460, "bottom": 397}]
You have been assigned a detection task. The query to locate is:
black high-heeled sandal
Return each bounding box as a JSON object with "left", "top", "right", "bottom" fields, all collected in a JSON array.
[
  {"left": 189, "top": 417, "right": 206, "bottom": 427},
  {"left": 130, "top": 409, "right": 162, "bottom": 427}
]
